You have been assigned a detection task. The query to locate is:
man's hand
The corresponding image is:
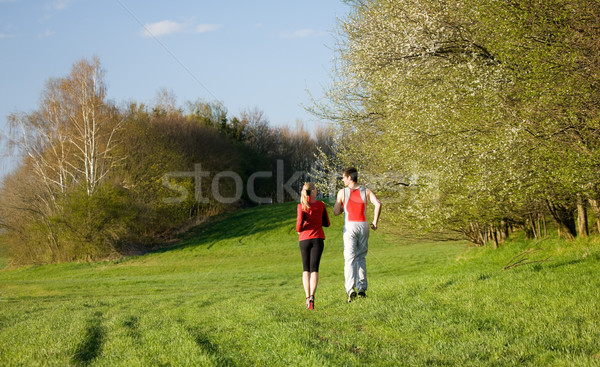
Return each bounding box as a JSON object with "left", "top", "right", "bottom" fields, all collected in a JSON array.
[{"left": 371, "top": 222, "right": 378, "bottom": 230}]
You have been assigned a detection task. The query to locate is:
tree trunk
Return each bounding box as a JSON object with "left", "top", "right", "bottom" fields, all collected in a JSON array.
[
  {"left": 542, "top": 214, "right": 547, "bottom": 237},
  {"left": 464, "top": 221, "right": 511, "bottom": 248},
  {"left": 577, "top": 193, "right": 589, "bottom": 237},
  {"left": 546, "top": 200, "right": 577, "bottom": 240},
  {"left": 498, "top": 220, "right": 509, "bottom": 243},
  {"left": 490, "top": 224, "right": 499, "bottom": 249},
  {"left": 525, "top": 214, "right": 537, "bottom": 239},
  {"left": 464, "top": 222, "right": 485, "bottom": 246},
  {"left": 587, "top": 198, "right": 600, "bottom": 234}
]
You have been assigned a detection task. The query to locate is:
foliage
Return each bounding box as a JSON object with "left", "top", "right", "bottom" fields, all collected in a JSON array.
[
  {"left": 0, "top": 58, "right": 327, "bottom": 264},
  {"left": 49, "top": 185, "right": 139, "bottom": 261},
  {"left": 316, "top": 0, "right": 600, "bottom": 245}
]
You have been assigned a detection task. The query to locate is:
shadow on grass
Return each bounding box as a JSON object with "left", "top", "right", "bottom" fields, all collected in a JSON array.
[
  {"left": 123, "top": 315, "right": 141, "bottom": 339},
  {"left": 435, "top": 279, "right": 455, "bottom": 290},
  {"left": 184, "top": 325, "right": 238, "bottom": 367},
  {"left": 546, "top": 258, "right": 584, "bottom": 269},
  {"left": 477, "top": 273, "right": 492, "bottom": 281},
  {"left": 72, "top": 312, "right": 105, "bottom": 366}
]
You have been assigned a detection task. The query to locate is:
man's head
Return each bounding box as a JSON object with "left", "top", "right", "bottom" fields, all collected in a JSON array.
[{"left": 342, "top": 167, "right": 358, "bottom": 186}]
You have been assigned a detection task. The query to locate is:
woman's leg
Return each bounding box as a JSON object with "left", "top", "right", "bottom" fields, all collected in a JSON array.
[
  {"left": 309, "top": 239, "right": 325, "bottom": 297},
  {"left": 310, "top": 271, "right": 319, "bottom": 296},
  {"left": 300, "top": 240, "right": 313, "bottom": 308},
  {"left": 303, "top": 271, "right": 311, "bottom": 298}
]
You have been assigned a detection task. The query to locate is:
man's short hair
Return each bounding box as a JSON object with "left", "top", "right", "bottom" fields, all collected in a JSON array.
[{"left": 343, "top": 167, "right": 358, "bottom": 183}]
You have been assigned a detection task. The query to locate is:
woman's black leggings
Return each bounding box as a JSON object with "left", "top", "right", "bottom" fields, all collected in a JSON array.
[{"left": 299, "top": 238, "right": 324, "bottom": 272}]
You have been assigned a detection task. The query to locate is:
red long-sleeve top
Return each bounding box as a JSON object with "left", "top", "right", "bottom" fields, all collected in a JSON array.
[{"left": 296, "top": 200, "right": 330, "bottom": 241}]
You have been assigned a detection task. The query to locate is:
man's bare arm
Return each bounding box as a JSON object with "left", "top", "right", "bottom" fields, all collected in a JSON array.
[
  {"left": 333, "top": 189, "right": 344, "bottom": 216},
  {"left": 368, "top": 189, "right": 382, "bottom": 230}
]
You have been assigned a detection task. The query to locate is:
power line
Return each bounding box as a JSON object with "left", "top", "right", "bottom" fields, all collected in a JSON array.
[{"left": 114, "top": 0, "right": 220, "bottom": 101}]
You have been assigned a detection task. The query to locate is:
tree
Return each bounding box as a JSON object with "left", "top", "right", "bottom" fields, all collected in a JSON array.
[
  {"left": 0, "top": 58, "right": 330, "bottom": 264},
  {"left": 474, "top": 0, "right": 600, "bottom": 239},
  {"left": 7, "top": 56, "right": 122, "bottom": 197},
  {"left": 316, "top": 0, "right": 600, "bottom": 243},
  {"left": 1, "top": 57, "right": 125, "bottom": 262}
]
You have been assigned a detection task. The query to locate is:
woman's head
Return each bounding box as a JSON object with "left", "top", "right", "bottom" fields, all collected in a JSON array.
[{"left": 301, "top": 182, "right": 317, "bottom": 211}]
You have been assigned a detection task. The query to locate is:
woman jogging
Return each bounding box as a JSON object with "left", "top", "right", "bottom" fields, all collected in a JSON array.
[{"left": 296, "top": 182, "right": 330, "bottom": 310}]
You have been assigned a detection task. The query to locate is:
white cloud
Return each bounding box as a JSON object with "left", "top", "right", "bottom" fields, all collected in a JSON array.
[
  {"left": 195, "top": 24, "right": 221, "bottom": 33},
  {"left": 37, "top": 29, "right": 54, "bottom": 38},
  {"left": 280, "top": 28, "right": 325, "bottom": 39},
  {"left": 0, "top": 33, "right": 14, "bottom": 39},
  {"left": 142, "top": 20, "right": 184, "bottom": 37},
  {"left": 46, "top": 0, "right": 71, "bottom": 11},
  {"left": 142, "top": 20, "right": 220, "bottom": 38}
]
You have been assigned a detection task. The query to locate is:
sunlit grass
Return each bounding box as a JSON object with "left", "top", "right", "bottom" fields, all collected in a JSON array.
[
  {"left": 1, "top": 202, "right": 600, "bottom": 365},
  {"left": 0, "top": 244, "right": 8, "bottom": 271}
]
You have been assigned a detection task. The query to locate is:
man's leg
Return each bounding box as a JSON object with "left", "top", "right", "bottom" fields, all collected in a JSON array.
[
  {"left": 343, "top": 229, "right": 358, "bottom": 295},
  {"left": 355, "top": 224, "right": 369, "bottom": 294}
]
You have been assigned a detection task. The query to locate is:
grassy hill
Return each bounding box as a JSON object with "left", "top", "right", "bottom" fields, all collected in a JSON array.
[
  {"left": 0, "top": 243, "right": 7, "bottom": 271},
  {"left": 1, "top": 202, "right": 600, "bottom": 366}
]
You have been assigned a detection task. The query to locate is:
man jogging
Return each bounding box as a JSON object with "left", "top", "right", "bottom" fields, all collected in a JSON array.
[{"left": 333, "top": 167, "right": 382, "bottom": 302}]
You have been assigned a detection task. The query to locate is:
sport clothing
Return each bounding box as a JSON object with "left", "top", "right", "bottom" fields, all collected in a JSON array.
[
  {"left": 296, "top": 200, "right": 330, "bottom": 241},
  {"left": 297, "top": 199, "right": 330, "bottom": 273},
  {"left": 343, "top": 186, "right": 369, "bottom": 294},
  {"left": 345, "top": 187, "right": 367, "bottom": 222},
  {"left": 299, "top": 238, "right": 324, "bottom": 272}
]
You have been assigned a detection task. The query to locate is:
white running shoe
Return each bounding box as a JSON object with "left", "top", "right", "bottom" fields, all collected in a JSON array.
[{"left": 347, "top": 289, "right": 357, "bottom": 303}]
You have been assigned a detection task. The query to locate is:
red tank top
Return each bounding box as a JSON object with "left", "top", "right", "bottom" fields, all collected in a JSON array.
[{"left": 346, "top": 188, "right": 366, "bottom": 222}]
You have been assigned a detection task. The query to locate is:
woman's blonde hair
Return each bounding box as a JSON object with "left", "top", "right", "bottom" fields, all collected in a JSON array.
[{"left": 300, "top": 182, "right": 316, "bottom": 212}]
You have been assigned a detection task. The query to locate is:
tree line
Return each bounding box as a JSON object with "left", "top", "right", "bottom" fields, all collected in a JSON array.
[
  {"left": 313, "top": 0, "right": 600, "bottom": 246},
  {"left": 0, "top": 57, "right": 331, "bottom": 264},
  {"left": 4, "top": 0, "right": 596, "bottom": 263}
]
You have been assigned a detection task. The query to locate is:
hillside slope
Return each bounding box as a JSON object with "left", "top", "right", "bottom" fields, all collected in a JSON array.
[{"left": 1, "top": 202, "right": 600, "bottom": 366}]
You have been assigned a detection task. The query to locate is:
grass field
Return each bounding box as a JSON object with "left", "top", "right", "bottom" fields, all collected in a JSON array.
[
  {"left": 1, "top": 202, "right": 600, "bottom": 366},
  {"left": 0, "top": 243, "right": 7, "bottom": 271}
]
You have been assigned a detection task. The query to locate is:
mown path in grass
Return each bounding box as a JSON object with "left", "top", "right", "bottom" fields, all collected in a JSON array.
[{"left": 1, "top": 202, "right": 600, "bottom": 366}]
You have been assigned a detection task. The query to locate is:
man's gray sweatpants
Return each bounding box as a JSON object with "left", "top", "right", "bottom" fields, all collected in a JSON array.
[{"left": 343, "top": 221, "right": 369, "bottom": 294}]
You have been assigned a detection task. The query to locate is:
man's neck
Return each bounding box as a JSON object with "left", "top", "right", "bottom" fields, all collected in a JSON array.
[{"left": 347, "top": 182, "right": 360, "bottom": 190}]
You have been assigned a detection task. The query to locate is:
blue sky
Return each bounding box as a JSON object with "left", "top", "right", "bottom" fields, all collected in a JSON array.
[{"left": 0, "top": 0, "right": 349, "bottom": 177}]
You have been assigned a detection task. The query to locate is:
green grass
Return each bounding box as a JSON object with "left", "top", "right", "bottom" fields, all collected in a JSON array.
[
  {"left": 1, "top": 202, "right": 600, "bottom": 366},
  {"left": 0, "top": 244, "right": 7, "bottom": 271}
]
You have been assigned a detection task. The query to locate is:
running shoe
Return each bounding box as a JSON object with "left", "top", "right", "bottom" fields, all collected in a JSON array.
[
  {"left": 309, "top": 296, "right": 314, "bottom": 310},
  {"left": 347, "top": 289, "right": 357, "bottom": 303}
]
